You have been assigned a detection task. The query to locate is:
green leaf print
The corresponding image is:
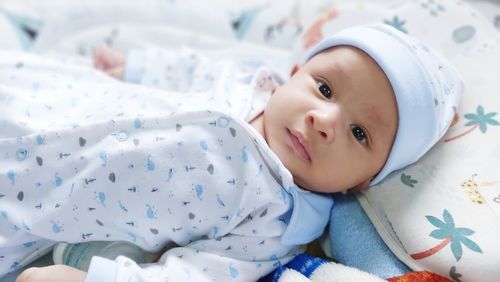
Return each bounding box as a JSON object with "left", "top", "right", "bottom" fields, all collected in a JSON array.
[
  {"left": 401, "top": 173, "right": 418, "bottom": 188},
  {"left": 449, "top": 266, "right": 462, "bottom": 282},
  {"left": 383, "top": 16, "right": 407, "bottom": 33}
]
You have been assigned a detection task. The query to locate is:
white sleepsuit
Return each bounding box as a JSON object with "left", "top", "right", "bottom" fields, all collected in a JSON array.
[{"left": 0, "top": 48, "right": 333, "bottom": 281}]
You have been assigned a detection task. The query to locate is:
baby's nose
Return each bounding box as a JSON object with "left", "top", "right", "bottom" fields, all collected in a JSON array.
[{"left": 306, "top": 108, "right": 340, "bottom": 143}]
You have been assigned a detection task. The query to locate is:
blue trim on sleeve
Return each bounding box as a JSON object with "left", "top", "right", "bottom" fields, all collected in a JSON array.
[{"left": 123, "top": 49, "right": 146, "bottom": 83}]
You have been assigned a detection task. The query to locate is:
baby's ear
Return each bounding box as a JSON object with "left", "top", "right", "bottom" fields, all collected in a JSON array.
[{"left": 290, "top": 64, "right": 300, "bottom": 77}]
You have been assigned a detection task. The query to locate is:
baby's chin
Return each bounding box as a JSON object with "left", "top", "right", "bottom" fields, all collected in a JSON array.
[
  {"left": 292, "top": 175, "right": 349, "bottom": 194},
  {"left": 292, "top": 176, "right": 308, "bottom": 190},
  {"left": 292, "top": 176, "right": 323, "bottom": 193}
]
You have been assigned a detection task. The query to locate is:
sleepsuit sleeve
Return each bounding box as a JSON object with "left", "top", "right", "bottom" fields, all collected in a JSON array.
[
  {"left": 86, "top": 230, "right": 301, "bottom": 282},
  {"left": 123, "top": 47, "right": 268, "bottom": 93}
]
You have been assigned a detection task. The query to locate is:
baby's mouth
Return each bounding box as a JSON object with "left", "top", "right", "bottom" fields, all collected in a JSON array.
[{"left": 287, "top": 128, "right": 311, "bottom": 162}]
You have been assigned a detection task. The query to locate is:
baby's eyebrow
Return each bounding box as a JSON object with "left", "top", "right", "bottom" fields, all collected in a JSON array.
[{"left": 327, "top": 62, "right": 351, "bottom": 91}]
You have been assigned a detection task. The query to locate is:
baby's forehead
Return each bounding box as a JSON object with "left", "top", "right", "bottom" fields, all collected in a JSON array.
[{"left": 308, "top": 46, "right": 386, "bottom": 79}]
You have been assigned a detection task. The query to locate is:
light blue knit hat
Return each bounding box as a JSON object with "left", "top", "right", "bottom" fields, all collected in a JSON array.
[{"left": 305, "top": 24, "right": 463, "bottom": 185}]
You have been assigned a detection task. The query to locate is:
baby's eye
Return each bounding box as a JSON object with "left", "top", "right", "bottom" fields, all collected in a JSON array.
[
  {"left": 317, "top": 81, "right": 332, "bottom": 99},
  {"left": 351, "top": 126, "right": 367, "bottom": 144}
]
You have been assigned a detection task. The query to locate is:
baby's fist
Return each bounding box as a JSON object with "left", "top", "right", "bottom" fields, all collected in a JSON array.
[{"left": 93, "top": 46, "right": 126, "bottom": 80}]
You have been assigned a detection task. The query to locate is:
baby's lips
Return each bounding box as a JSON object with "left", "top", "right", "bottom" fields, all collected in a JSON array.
[{"left": 288, "top": 128, "right": 312, "bottom": 161}]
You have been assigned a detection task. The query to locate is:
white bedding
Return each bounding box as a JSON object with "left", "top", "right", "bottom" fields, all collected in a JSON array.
[{"left": 1, "top": 0, "right": 500, "bottom": 281}]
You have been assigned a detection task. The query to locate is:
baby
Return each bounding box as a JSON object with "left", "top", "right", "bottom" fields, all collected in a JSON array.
[{"left": 1, "top": 24, "right": 462, "bottom": 282}]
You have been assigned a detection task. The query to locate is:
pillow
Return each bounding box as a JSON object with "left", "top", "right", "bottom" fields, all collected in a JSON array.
[{"left": 292, "top": 1, "right": 500, "bottom": 281}]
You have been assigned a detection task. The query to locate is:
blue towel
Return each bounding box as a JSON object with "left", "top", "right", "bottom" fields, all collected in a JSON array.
[{"left": 328, "top": 193, "right": 411, "bottom": 279}]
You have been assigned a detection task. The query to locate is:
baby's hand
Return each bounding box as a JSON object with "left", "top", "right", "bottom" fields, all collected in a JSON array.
[
  {"left": 16, "top": 265, "right": 86, "bottom": 282},
  {"left": 93, "top": 46, "right": 126, "bottom": 80}
]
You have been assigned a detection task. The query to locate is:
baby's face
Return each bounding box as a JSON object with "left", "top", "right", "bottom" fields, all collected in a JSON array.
[{"left": 262, "top": 46, "right": 398, "bottom": 193}]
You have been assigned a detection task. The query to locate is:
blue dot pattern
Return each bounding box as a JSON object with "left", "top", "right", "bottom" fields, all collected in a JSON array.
[
  {"left": 0, "top": 49, "right": 332, "bottom": 281},
  {"left": 0, "top": 109, "right": 301, "bottom": 281}
]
